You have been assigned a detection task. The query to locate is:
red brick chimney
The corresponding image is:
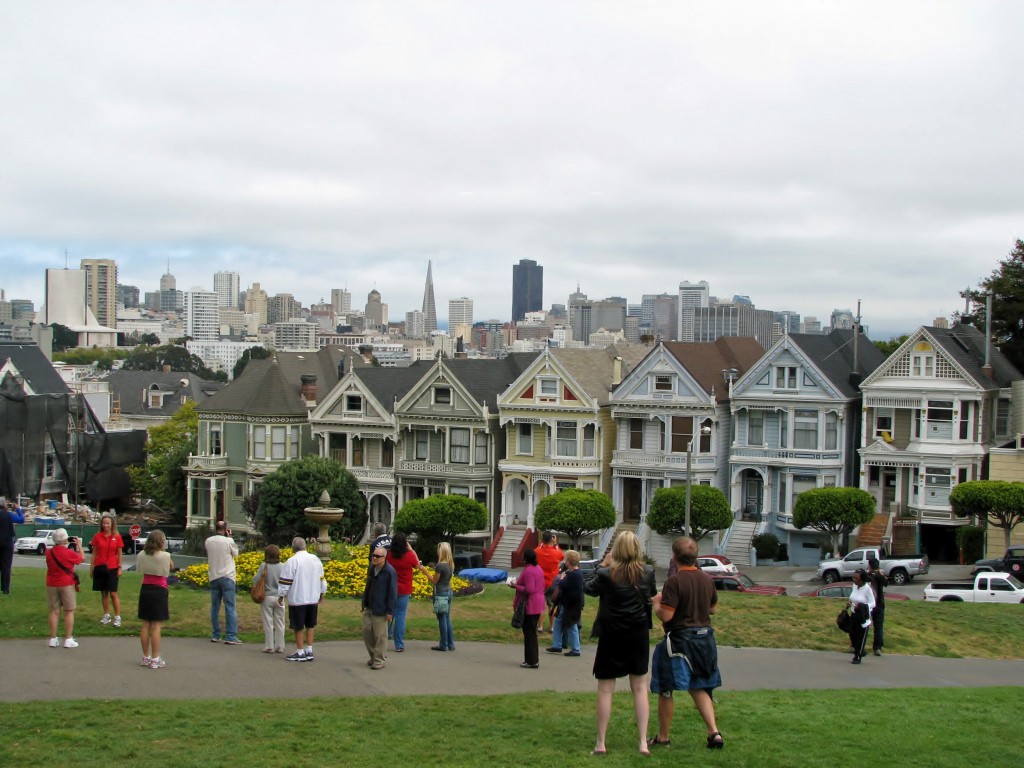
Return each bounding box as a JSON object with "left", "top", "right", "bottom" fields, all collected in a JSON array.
[{"left": 300, "top": 374, "right": 317, "bottom": 405}]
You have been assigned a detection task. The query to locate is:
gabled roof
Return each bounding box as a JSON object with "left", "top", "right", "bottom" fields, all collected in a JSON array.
[
  {"left": 549, "top": 344, "right": 649, "bottom": 406},
  {"left": 788, "top": 329, "right": 886, "bottom": 398},
  {"left": 0, "top": 343, "right": 70, "bottom": 396},
  {"left": 100, "top": 370, "right": 224, "bottom": 417},
  {"left": 928, "top": 323, "right": 1021, "bottom": 388},
  {"left": 441, "top": 354, "right": 539, "bottom": 411},
  {"left": 198, "top": 346, "right": 364, "bottom": 416},
  {"left": 662, "top": 337, "right": 766, "bottom": 402},
  {"left": 349, "top": 365, "right": 426, "bottom": 415}
]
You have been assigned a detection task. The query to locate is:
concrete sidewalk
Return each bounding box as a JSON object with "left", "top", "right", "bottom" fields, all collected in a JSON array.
[{"left": 2, "top": 637, "right": 1021, "bottom": 702}]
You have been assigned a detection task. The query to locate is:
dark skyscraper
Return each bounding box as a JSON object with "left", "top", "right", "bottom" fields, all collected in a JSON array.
[{"left": 511, "top": 259, "right": 543, "bottom": 322}]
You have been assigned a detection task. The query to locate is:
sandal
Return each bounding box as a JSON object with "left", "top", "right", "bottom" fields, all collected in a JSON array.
[
  {"left": 647, "top": 737, "right": 671, "bottom": 747},
  {"left": 707, "top": 732, "right": 724, "bottom": 749}
]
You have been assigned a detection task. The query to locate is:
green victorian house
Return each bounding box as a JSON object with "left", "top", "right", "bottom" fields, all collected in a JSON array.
[{"left": 184, "top": 347, "right": 364, "bottom": 531}]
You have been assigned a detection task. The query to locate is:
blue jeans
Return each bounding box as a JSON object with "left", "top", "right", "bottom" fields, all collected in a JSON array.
[
  {"left": 436, "top": 602, "right": 455, "bottom": 650},
  {"left": 209, "top": 577, "right": 238, "bottom": 642},
  {"left": 551, "top": 607, "right": 580, "bottom": 653},
  {"left": 389, "top": 594, "right": 411, "bottom": 649}
]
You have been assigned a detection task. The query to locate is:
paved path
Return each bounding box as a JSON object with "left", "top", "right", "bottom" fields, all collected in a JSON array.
[{"left": 2, "top": 637, "right": 1021, "bottom": 702}]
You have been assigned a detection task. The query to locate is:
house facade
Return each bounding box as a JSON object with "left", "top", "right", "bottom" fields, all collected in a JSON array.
[
  {"left": 185, "top": 347, "right": 362, "bottom": 530},
  {"left": 858, "top": 324, "right": 1020, "bottom": 561},
  {"left": 728, "top": 330, "right": 885, "bottom": 566}
]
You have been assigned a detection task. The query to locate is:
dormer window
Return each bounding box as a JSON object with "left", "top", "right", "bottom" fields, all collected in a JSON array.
[{"left": 774, "top": 366, "right": 798, "bottom": 389}]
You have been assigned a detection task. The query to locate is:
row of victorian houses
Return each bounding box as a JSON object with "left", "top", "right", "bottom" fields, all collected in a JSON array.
[{"left": 183, "top": 321, "right": 1023, "bottom": 567}]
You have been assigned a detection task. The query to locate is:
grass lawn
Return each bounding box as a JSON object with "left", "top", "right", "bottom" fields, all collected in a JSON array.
[
  {"left": 0, "top": 687, "right": 1018, "bottom": 767},
  {"left": 3, "top": 567, "right": 1023, "bottom": 658}
]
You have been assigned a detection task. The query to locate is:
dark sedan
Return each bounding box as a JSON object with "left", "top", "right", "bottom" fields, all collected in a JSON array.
[
  {"left": 799, "top": 582, "right": 909, "bottom": 600},
  {"left": 711, "top": 573, "right": 787, "bottom": 596}
]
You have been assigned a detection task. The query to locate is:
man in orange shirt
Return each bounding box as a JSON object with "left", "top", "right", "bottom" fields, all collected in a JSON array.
[{"left": 535, "top": 530, "right": 564, "bottom": 633}]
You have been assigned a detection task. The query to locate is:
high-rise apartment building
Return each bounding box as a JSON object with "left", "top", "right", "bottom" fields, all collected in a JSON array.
[
  {"left": 213, "top": 271, "right": 240, "bottom": 309},
  {"left": 405, "top": 309, "right": 425, "bottom": 339},
  {"left": 330, "top": 288, "right": 352, "bottom": 315},
  {"left": 267, "top": 294, "right": 301, "bottom": 326},
  {"left": 421, "top": 261, "right": 437, "bottom": 334},
  {"left": 243, "top": 283, "right": 268, "bottom": 325},
  {"left": 512, "top": 259, "right": 543, "bottom": 322},
  {"left": 448, "top": 297, "right": 473, "bottom": 329},
  {"left": 116, "top": 284, "right": 140, "bottom": 309},
  {"left": 185, "top": 288, "right": 219, "bottom": 341},
  {"left": 677, "top": 280, "right": 710, "bottom": 342},
  {"left": 568, "top": 294, "right": 627, "bottom": 342},
  {"left": 80, "top": 258, "right": 118, "bottom": 329}
]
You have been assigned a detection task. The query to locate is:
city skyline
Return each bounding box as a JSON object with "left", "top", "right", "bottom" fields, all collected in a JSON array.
[{"left": 2, "top": 3, "right": 1022, "bottom": 340}]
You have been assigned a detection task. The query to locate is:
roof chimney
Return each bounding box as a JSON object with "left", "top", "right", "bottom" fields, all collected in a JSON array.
[
  {"left": 300, "top": 374, "right": 318, "bottom": 405},
  {"left": 612, "top": 356, "right": 622, "bottom": 386}
]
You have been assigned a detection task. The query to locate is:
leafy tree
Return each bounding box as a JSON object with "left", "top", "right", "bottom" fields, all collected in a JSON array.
[
  {"left": 53, "top": 347, "right": 130, "bottom": 369},
  {"left": 393, "top": 494, "right": 488, "bottom": 558},
  {"left": 961, "top": 239, "right": 1024, "bottom": 372},
  {"left": 232, "top": 345, "right": 272, "bottom": 380},
  {"left": 533, "top": 488, "right": 617, "bottom": 549},
  {"left": 139, "top": 332, "right": 161, "bottom": 346},
  {"left": 793, "top": 486, "right": 875, "bottom": 555},
  {"left": 647, "top": 485, "right": 732, "bottom": 542},
  {"left": 125, "top": 400, "right": 198, "bottom": 525},
  {"left": 873, "top": 335, "right": 910, "bottom": 358},
  {"left": 256, "top": 456, "right": 367, "bottom": 545},
  {"left": 121, "top": 343, "right": 223, "bottom": 380},
  {"left": 50, "top": 323, "right": 80, "bottom": 352},
  {"left": 949, "top": 480, "right": 1024, "bottom": 551}
]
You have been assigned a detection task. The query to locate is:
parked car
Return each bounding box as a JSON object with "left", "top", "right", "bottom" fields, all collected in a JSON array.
[
  {"left": 15, "top": 529, "right": 57, "bottom": 555},
  {"left": 971, "top": 547, "right": 1024, "bottom": 579},
  {"left": 922, "top": 572, "right": 1024, "bottom": 603},
  {"left": 815, "top": 547, "right": 929, "bottom": 585},
  {"left": 711, "top": 573, "right": 787, "bottom": 596},
  {"left": 697, "top": 555, "right": 739, "bottom": 575},
  {"left": 799, "top": 582, "right": 910, "bottom": 600}
]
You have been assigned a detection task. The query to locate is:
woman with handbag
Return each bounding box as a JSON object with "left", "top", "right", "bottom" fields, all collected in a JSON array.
[
  {"left": 417, "top": 542, "right": 456, "bottom": 652},
  {"left": 256, "top": 544, "right": 285, "bottom": 654},
  {"left": 136, "top": 530, "right": 175, "bottom": 669},
  {"left": 583, "top": 531, "right": 657, "bottom": 756},
  {"left": 847, "top": 569, "right": 876, "bottom": 665},
  {"left": 89, "top": 514, "right": 124, "bottom": 628},
  {"left": 509, "top": 548, "right": 545, "bottom": 669}
]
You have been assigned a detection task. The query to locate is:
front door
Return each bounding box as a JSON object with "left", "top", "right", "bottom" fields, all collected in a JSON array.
[
  {"left": 882, "top": 471, "right": 897, "bottom": 513},
  {"left": 743, "top": 472, "right": 763, "bottom": 520},
  {"left": 623, "top": 478, "right": 642, "bottom": 522}
]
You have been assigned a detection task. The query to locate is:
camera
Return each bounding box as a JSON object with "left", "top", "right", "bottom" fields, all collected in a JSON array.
[{"left": 68, "top": 537, "right": 78, "bottom": 551}]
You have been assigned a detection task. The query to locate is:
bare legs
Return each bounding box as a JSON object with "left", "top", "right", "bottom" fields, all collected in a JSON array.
[
  {"left": 140, "top": 620, "right": 162, "bottom": 659},
  {"left": 101, "top": 591, "right": 121, "bottom": 617},
  {"left": 655, "top": 689, "right": 720, "bottom": 743},
  {"left": 48, "top": 607, "right": 74, "bottom": 639},
  {"left": 294, "top": 627, "right": 314, "bottom": 652},
  {"left": 595, "top": 675, "right": 650, "bottom": 755}
]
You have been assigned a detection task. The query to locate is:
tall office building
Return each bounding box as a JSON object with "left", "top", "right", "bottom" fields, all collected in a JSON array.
[
  {"left": 365, "top": 289, "right": 385, "bottom": 330},
  {"left": 568, "top": 295, "right": 627, "bottom": 342},
  {"left": 185, "top": 288, "right": 219, "bottom": 341},
  {"left": 512, "top": 259, "right": 543, "bottom": 322},
  {"left": 159, "top": 263, "right": 182, "bottom": 312},
  {"left": 267, "top": 293, "right": 300, "bottom": 326},
  {"left": 243, "top": 283, "right": 268, "bottom": 325},
  {"left": 213, "top": 271, "right": 240, "bottom": 309},
  {"left": 405, "top": 309, "right": 425, "bottom": 339},
  {"left": 421, "top": 261, "right": 438, "bottom": 334},
  {"left": 677, "top": 280, "right": 711, "bottom": 342},
  {"left": 830, "top": 308, "right": 855, "bottom": 330},
  {"left": 448, "top": 297, "right": 473, "bottom": 328},
  {"left": 331, "top": 288, "right": 352, "bottom": 315},
  {"left": 116, "top": 284, "right": 140, "bottom": 309},
  {"left": 80, "top": 258, "right": 118, "bottom": 329}
]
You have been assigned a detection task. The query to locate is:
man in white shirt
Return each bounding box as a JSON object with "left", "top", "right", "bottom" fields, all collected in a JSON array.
[
  {"left": 205, "top": 521, "right": 240, "bottom": 644},
  {"left": 278, "top": 537, "right": 327, "bottom": 662}
]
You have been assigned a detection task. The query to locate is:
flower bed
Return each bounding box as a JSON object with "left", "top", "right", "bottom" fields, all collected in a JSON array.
[{"left": 177, "top": 543, "right": 479, "bottom": 598}]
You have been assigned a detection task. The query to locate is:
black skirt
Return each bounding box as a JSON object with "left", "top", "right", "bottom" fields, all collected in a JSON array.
[
  {"left": 593, "top": 628, "right": 650, "bottom": 679},
  {"left": 138, "top": 584, "right": 169, "bottom": 621}
]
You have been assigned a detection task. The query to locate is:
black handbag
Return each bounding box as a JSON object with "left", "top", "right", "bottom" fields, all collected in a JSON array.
[
  {"left": 511, "top": 596, "right": 526, "bottom": 629},
  {"left": 836, "top": 608, "right": 851, "bottom": 632}
]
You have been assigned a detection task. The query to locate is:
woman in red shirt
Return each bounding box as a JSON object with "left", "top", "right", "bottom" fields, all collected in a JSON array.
[
  {"left": 385, "top": 533, "right": 420, "bottom": 652},
  {"left": 89, "top": 515, "right": 124, "bottom": 627}
]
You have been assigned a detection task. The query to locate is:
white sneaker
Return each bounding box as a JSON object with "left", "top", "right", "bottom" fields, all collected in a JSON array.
[
  {"left": 48, "top": 637, "right": 60, "bottom": 648},
  {"left": 100, "top": 614, "right": 112, "bottom": 625},
  {"left": 63, "top": 638, "right": 79, "bottom": 648},
  {"left": 113, "top": 615, "right": 122, "bottom": 628},
  {"left": 149, "top": 657, "right": 166, "bottom": 669},
  {"left": 140, "top": 656, "right": 151, "bottom": 666}
]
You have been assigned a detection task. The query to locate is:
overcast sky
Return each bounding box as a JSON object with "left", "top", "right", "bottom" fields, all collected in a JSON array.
[{"left": 2, "top": 1, "right": 1021, "bottom": 340}]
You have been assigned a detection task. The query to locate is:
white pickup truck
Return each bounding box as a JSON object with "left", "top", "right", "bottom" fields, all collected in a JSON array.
[
  {"left": 922, "top": 572, "right": 1024, "bottom": 603},
  {"left": 15, "top": 529, "right": 57, "bottom": 555},
  {"left": 816, "top": 547, "right": 930, "bottom": 586}
]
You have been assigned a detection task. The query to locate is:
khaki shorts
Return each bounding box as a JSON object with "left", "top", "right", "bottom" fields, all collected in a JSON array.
[{"left": 47, "top": 585, "right": 77, "bottom": 612}]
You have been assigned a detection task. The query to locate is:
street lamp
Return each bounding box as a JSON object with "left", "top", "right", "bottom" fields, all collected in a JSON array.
[{"left": 685, "top": 425, "right": 713, "bottom": 538}]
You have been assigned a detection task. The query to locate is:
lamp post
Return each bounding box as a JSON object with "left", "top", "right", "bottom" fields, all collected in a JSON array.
[{"left": 685, "top": 425, "right": 713, "bottom": 538}]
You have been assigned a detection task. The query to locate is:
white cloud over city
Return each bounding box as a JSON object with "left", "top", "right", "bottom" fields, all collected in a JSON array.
[{"left": 1, "top": 1, "right": 1022, "bottom": 338}]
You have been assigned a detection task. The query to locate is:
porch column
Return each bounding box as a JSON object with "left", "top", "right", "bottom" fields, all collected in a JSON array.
[{"left": 185, "top": 474, "right": 193, "bottom": 527}]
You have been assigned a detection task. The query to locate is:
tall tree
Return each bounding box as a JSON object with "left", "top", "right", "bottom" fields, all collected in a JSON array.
[
  {"left": 961, "top": 239, "right": 1024, "bottom": 372},
  {"left": 125, "top": 400, "right": 198, "bottom": 525},
  {"left": 232, "top": 345, "right": 272, "bottom": 380},
  {"left": 533, "top": 488, "right": 616, "bottom": 549},
  {"left": 949, "top": 480, "right": 1024, "bottom": 551},
  {"left": 647, "top": 485, "right": 732, "bottom": 542},
  {"left": 793, "top": 486, "right": 875, "bottom": 555}
]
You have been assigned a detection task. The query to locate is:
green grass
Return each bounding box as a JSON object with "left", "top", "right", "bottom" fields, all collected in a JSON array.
[
  {"left": 3, "top": 567, "right": 1022, "bottom": 659},
  {"left": 0, "top": 687, "right": 1018, "bottom": 767}
]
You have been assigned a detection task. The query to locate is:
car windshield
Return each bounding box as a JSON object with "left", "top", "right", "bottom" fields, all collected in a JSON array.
[
  {"left": 737, "top": 574, "right": 755, "bottom": 588},
  {"left": 1008, "top": 575, "right": 1023, "bottom": 589},
  {"left": 34, "top": 531, "right": 50, "bottom": 537}
]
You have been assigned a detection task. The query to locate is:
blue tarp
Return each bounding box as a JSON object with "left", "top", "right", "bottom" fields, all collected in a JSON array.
[{"left": 458, "top": 567, "right": 508, "bottom": 583}]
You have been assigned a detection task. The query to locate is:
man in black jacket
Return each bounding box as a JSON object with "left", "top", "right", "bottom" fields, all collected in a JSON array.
[
  {"left": 867, "top": 557, "right": 888, "bottom": 656},
  {"left": 362, "top": 547, "right": 397, "bottom": 670}
]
